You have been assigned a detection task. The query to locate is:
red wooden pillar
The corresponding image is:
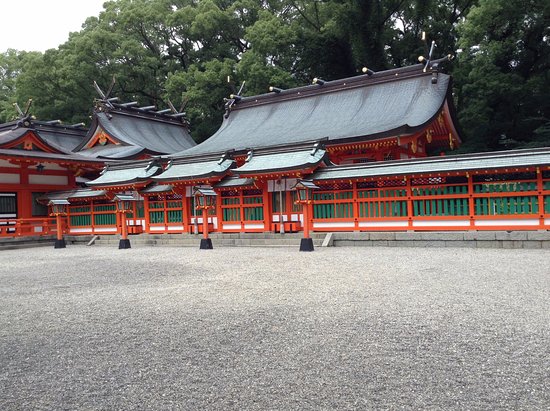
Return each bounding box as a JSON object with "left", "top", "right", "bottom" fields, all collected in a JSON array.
[
  {"left": 262, "top": 181, "right": 271, "bottom": 231},
  {"left": 537, "top": 167, "right": 545, "bottom": 228},
  {"left": 467, "top": 173, "right": 475, "bottom": 229},
  {"left": 56, "top": 214, "right": 64, "bottom": 241},
  {"left": 19, "top": 164, "right": 31, "bottom": 219},
  {"left": 143, "top": 196, "right": 151, "bottom": 233},
  {"left": 213, "top": 190, "right": 221, "bottom": 233},
  {"left": 352, "top": 181, "right": 359, "bottom": 231},
  {"left": 302, "top": 201, "right": 310, "bottom": 239},
  {"left": 182, "top": 195, "right": 191, "bottom": 234},
  {"left": 406, "top": 177, "right": 413, "bottom": 229},
  {"left": 120, "top": 212, "right": 128, "bottom": 240},
  {"left": 202, "top": 207, "right": 209, "bottom": 239},
  {"left": 239, "top": 189, "right": 245, "bottom": 231}
]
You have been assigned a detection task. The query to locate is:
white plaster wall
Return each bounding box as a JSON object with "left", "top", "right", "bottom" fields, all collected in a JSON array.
[
  {"left": 29, "top": 174, "right": 68, "bottom": 185},
  {"left": 0, "top": 173, "right": 20, "bottom": 184}
]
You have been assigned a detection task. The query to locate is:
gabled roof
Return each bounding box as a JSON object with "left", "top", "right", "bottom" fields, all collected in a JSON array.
[
  {"left": 87, "top": 159, "right": 162, "bottom": 187},
  {"left": 37, "top": 188, "right": 110, "bottom": 204},
  {"left": 75, "top": 144, "right": 144, "bottom": 160},
  {"left": 152, "top": 155, "right": 234, "bottom": 184},
  {"left": 75, "top": 103, "right": 196, "bottom": 159},
  {"left": 214, "top": 176, "right": 255, "bottom": 189},
  {"left": 0, "top": 118, "right": 88, "bottom": 154},
  {"left": 0, "top": 148, "right": 104, "bottom": 165},
  {"left": 311, "top": 147, "right": 550, "bottom": 181},
  {"left": 233, "top": 143, "right": 328, "bottom": 177},
  {"left": 140, "top": 184, "right": 174, "bottom": 195},
  {"left": 178, "top": 60, "right": 455, "bottom": 157}
]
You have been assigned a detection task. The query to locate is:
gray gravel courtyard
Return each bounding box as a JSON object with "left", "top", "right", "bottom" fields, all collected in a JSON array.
[{"left": 0, "top": 245, "right": 549, "bottom": 410}]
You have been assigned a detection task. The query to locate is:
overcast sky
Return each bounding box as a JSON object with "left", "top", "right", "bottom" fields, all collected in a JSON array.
[{"left": 0, "top": 0, "right": 106, "bottom": 52}]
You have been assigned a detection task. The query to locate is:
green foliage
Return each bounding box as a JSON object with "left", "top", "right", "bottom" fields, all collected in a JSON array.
[
  {"left": 456, "top": 0, "right": 550, "bottom": 150},
  {"left": 0, "top": 50, "right": 42, "bottom": 122},
  {"left": 0, "top": 0, "right": 548, "bottom": 152}
]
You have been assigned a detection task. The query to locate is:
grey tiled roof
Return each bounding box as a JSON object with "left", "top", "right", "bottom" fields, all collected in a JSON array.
[
  {"left": 34, "top": 124, "right": 87, "bottom": 152},
  {"left": 75, "top": 144, "right": 144, "bottom": 159},
  {"left": 234, "top": 148, "right": 327, "bottom": 175},
  {"left": 76, "top": 110, "right": 196, "bottom": 159},
  {"left": 140, "top": 184, "right": 174, "bottom": 194},
  {"left": 153, "top": 158, "right": 234, "bottom": 182},
  {"left": 88, "top": 162, "right": 161, "bottom": 186},
  {"left": 214, "top": 177, "right": 255, "bottom": 188},
  {"left": 0, "top": 128, "right": 26, "bottom": 145},
  {"left": 0, "top": 121, "right": 87, "bottom": 153},
  {"left": 311, "top": 147, "right": 550, "bottom": 181},
  {"left": 38, "top": 188, "right": 109, "bottom": 202},
  {"left": 179, "top": 66, "right": 450, "bottom": 156},
  {"left": 0, "top": 148, "right": 103, "bottom": 163}
]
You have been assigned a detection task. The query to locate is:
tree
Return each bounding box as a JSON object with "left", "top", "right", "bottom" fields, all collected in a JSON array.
[
  {"left": 0, "top": 50, "right": 42, "bottom": 122},
  {"left": 456, "top": 0, "right": 550, "bottom": 151}
]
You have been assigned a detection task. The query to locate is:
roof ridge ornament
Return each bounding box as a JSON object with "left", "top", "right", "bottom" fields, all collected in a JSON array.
[
  {"left": 361, "top": 67, "right": 375, "bottom": 76},
  {"left": 165, "top": 97, "right": 189, "bottom": 123},
  {"left": 224, "top": 80, "right": 246, "bottom": 117},
  {"left": 93, "top": 75, "right": 116, "bottom": 110},
  {"left": 11, "top": 99, "right": 34, "bottom": 130},
  {"left": 245, "top": 149, "right": 254, "bottom": 162}
]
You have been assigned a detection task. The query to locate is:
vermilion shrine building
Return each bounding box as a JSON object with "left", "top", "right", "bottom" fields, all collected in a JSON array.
[{"left": 2, "top": 59, "right": 550, "bottom": 238}]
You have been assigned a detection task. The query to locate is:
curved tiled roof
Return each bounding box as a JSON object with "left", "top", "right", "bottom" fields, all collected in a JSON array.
[
  {"left": 311, "top": 147, "right": 550, "bottom": 181},
  {"left": 87, "top": 159, "right": 162, "bottom": 187},
  {"left": 178, "top": 63, "right": 452, "bottom": 157},
  {"left": 75, "top": 107, "right": 196, "bottom": 159},
  {"left": 75, "top": 144, "right": 145, "bottom": 160},
  {"left": 0, "top": 120, "right": 87, "bottom": 154},
  {"left": 153, "top": 157, "right": 234, "bottom": 183}
]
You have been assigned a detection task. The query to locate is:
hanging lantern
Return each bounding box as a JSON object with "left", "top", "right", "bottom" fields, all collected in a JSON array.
[
  {"left": 48, "top": 199, "right": 70, "bottom": 216},
  {"left": 113, "top": 194, "right": 136, "bottom": 250},
  {"left": 113, "top": 194, "right": 135, "bottom": 213},
  {"left": 193, "top": 186, "right": 217, "bottom": 209},
  {"left": 292, "top": 179, "right": 319, "bottom": 203},
  {"left": 192, "top": 186, "right": 217, "bottom": 250},
  {"left": 291, "top": 179, "right": 319, "bottom": 252},
  {"left": 48, "top": 199, "right": 70, "bottom": 249}
]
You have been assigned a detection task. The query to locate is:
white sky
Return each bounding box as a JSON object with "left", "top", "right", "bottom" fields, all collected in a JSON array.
[{"left": 0, "top": 0, "right": 107, "bottom": 52}]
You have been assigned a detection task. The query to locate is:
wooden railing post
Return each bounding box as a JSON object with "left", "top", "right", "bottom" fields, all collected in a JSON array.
[
  {"left": 406, "top": 177, "right": 413, "bottom": 229},
  {"left": 467, "top": 172, "right": 475, "bottom": 229},
  {"left": 537, "top": 167, "right": 545, "bottom": 228}
]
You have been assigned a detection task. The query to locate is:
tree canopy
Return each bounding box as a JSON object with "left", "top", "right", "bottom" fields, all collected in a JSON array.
[{"left": 1, "top": 0, "right": 548, "bottom": 150}]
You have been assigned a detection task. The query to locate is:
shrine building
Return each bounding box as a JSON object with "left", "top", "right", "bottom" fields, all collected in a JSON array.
[{"left": 3, "top": 57, "right": 550, "bottom": 238}]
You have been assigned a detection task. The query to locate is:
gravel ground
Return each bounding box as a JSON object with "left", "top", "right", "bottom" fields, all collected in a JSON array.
[{"left": 0, "top": 245, "right": 548, "bottom": 410}]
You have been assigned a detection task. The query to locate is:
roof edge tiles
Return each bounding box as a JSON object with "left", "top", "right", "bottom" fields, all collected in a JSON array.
[
  {"left": 37, "top": 188, "right": 109, "bottom": 203},
  {"left": 311, "top": 147, "right": 550, "bottom": 181},
  {"left": 0, "top": 119, "right": 89, "bottom": 154},
  {"left": 139, "top": 184, "right": 174, "bottom": 194},
  {"left": 152, "top": 157, "right": 234, "bottom": 183},
  {"left": 234, "top": 146, "right": 328, "bottom": 176},
  {"left": 0, "top": 148, "right": 105, "bottom": 164},
  {"left": 214, "top": 177, "right": 256, "bottom": 189},
  {"left": 230, "top": 60, "right": 447, "bottom": 112},
  {"left": 87, "top": 159, "right": 162, "bottom": 187}
]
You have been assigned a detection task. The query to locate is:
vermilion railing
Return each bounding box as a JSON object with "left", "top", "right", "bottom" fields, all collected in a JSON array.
[
  {"left": 5, "top": 170, "right": 550, "bottom": 238},
  {"left": 0, "top": 218, "right": 58, "bottom": 237},
  {"left": 310, "top": 170, "right": 550, "bottom": 231}
]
